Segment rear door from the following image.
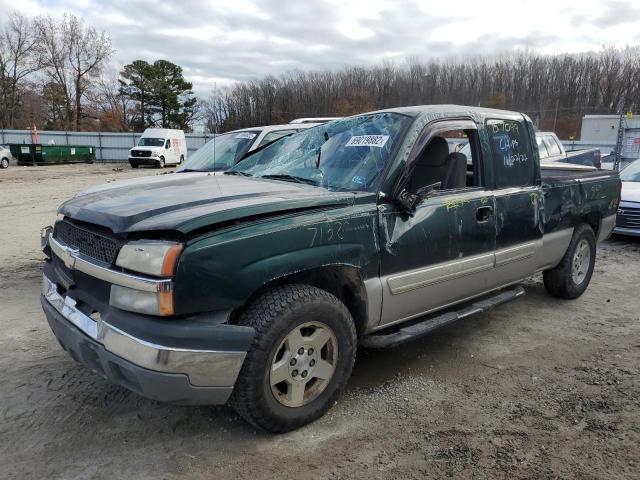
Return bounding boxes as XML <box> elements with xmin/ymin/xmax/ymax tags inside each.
<box><xmin>485</xmin><ymin>117</ymin><xmax>543</xmax><ymax>288</ymax></box>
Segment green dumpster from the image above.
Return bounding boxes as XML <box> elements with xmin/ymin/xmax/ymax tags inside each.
<box><xmin>9</xmin><ymin>144</ymin><xmax>95</xmax><ymax>165</ymax></box>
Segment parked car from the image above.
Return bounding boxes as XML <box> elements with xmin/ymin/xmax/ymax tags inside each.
<box><xmin>177</xmin><ymin>123</ymin><xmax>323</xmax><ymax>173</ymax></box>
<box><xmin>0</xmin><ymin>146</ymin><xmax>11</xmax><ymax>169</ymax></box>
<box><xmin>536</xmin><ymin>132</ymin><xmax>602</xmax><ymax>168</ymax></box>
<box><xmin>614</xmin><ymin>159</ymin><xmax>640</xmax><ymax>237</ymax></box>
<box><xmin>128</xmin><ymin>128</ymin><xmax>187</xmax><ymax>168</ymax></box>
<box><xmin>40</xmin><ymin>105</ymin><xmax>619</xmax><ymax>432</ymax></box>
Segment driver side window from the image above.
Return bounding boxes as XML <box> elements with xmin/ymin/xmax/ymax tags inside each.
<box><xmin>409</xmin><ymin>127</ymin><xmax>483</xmax><ymax>194</ymax></box>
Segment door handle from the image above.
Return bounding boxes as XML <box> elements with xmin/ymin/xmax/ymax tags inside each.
<box><xmin>476</xmin><ymin>206</ymin><xmax>493</xmax><ymax>223</ymax></box>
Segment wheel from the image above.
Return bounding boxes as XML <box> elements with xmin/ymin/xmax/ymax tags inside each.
<box><xmin>158</xmin><ymin>156</ymin><xmax>165</xmax><ymax>168</ymax></box>
<box><xmin>0</xmin><ymin>157</ymin><xmax>8</xmax><ymax>169</ymax></box>
<box><xmin>179</xmin><ymin>155</ymin><xmax>184</xmax><ymax>164</ymax></box>
<box><xmin>130</xmin><ymin>162</ymin><xmax>139</xmax><ymax>169</ymax></box>
<box><xmin>230</xmin><ymin>284</ymin><xmax>357</xmax><ymax>433</ymax></box>
<box><xmin>543</xmin><ymin>223</ymin><xmax>596</xmax><ymax>299</ymax></box>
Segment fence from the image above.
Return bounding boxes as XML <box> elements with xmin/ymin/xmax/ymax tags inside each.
<box><xmin>0</xmin><ymin>129</ymin><xmax>215</xmax><ymax>162</ymax></box>
<box><xmin>1</xmin><ymin>129</ymin><xmax>617</xmax><ymax>163</ymax></box>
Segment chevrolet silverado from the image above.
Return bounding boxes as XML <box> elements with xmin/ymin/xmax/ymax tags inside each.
<box><xmin>40</xmin><ymin>105</ymin><xmax>620</xmax><ymax>432</ymax></box>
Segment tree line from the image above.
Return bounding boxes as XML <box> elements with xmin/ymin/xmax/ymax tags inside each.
<box><xmin>204</xmin><ymin>47</ymin><xmax>640</xmax><ymax>139</ymax></box>
<box><xmin>3</xmin><ymin>9</ymin><xmax>640</xmax><ymax>138</ymax></box>
<box><xmin>0</xmin><ymin>12</ymin><xmax>196</xmax><ymax>132</ymax></box>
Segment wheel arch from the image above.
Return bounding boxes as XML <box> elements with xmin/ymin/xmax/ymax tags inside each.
<box><xmin>230</xmin><ymin>265</ymin><xmax>370</xmax><ymax>337</ymax></box>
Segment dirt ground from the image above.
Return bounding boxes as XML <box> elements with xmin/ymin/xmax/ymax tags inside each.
<box><xmin>0</xmin><ymin>164</ymin><xmax>638</xmax><ymax>480</ymax></box>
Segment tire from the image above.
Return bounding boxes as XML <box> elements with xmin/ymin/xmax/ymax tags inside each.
<box><xmin>179</xmin><ymin>155</ymin><xmax>184</xmax><ymax>164</ymax></box>
<box><xmin>230</xmin><ymin>284</ymin><xmax>357</xmax><ymax>433</ymax></box>
<box><xmin>0</xmin><ymin>157</ymin><xmax>8</xmax><ymax>169</ymax></box>
<box><xmin>543</xmin><ymin>223</ymin><xmax>596</xmax><ymax>299</ymax></box>
<box><xmin>130</xmin><ymin>162</ymin><xmax>139</xmax><ymax>169</ymax></box>
<box><xmin>158</xmin><ymin>156</ymin><xmax>165</xmax><ymax>168</ymax></box>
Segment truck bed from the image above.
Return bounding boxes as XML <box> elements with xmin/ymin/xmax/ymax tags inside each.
<box><xmin>541</xmin><ymin>164</ymin><xmax>619</xmax><ymax>234</ymax></box>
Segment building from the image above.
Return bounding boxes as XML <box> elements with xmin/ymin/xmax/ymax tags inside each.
<box><xmin>581</xmin><ymin>114</ymin><xmax>640</xmax><ymax>159</ymax></box>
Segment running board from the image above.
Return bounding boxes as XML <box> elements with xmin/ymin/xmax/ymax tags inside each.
<box><xmin>360</xmin><ymin>286</ymin><xmax>525</xmax><ymax>349</ymax></box>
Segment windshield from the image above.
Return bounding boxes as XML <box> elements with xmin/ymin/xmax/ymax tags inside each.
<box><xmin>138</xmin><ymin>137</ymin><xmax>165</xmax><ymax>147</ymax></box>
<box><xmin>178</xmin><ymin>131</ymin><xmax>259</xmax><ymax>172</ymax></box>
<box><xmin>620</xmin><ymin>160</ymin><xmax>640</xmax><ymax>182</ymax></box>
<box><xmin>228</xmin><ymin>113</ymin><xmax>412</xmax><ymax>192</ymax></box>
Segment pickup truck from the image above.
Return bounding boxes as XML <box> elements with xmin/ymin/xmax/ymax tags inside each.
<box><xmin>40</xmin><ymin>105</ymin><xmax>620</xmax><ymax>433</ymax></box>
<box><xmin>536</xmin><ymin>131</ymin><xmax>602</xmax><ymax>168</ymax></box>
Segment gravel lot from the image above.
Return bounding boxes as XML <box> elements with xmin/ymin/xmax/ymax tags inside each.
<box><xmin>1</xmin><ymin>164</ymin><xmax>638</xmax><ymax>479</ymax></box>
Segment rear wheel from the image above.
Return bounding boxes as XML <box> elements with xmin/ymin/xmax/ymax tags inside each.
<box><xmin>0</xmin><ymin>157</ymin><xmax>9</xmax><ymax>169</ymax></box>
<box><xmin>543</xmin><ymin>223</ymin><xmax>596</xmax><ymax>299</ymax></box>
<box><xmin>179</xmin><ymin>155</ymin><xmax>184</xmax><ymax>164</ymax></box>
<box><xmin>230</xmin><ymin>284</ymin><xmax>357</xmax><ymax>433</ymax></box>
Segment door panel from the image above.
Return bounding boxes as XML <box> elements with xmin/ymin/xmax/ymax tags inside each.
<box><xmin>378</xmin><ymin>190</ymin><xmax>496</xmax><ymax>326</ymax></box>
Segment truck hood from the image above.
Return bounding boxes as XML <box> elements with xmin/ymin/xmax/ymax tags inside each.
<box><xmin>621</xmin><ymin>181</ymin><xmax>640</xmax><ymax>203</ymax></box>
<box><xmin>59</xmin><ymin>173</ymin><xmax>355</xmax><ymax>234</ymax></box>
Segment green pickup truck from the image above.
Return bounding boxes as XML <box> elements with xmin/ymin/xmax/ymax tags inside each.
<box><xmin>40</xmin><ymin>106</ymin><xmax>620</xmax><ymax>432</ymax></box>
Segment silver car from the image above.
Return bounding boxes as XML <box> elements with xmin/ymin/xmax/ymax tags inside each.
<box><xmin>0</xmin><ymin>146</ymin><xmax>11</xmax><ymax>169</ymax></box>
<box><xmin>614</xmin><ymin>159</ymin><xmax>640</xmax><ymax>236</ymax></box>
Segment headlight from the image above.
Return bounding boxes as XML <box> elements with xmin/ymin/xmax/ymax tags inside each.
<box><xmin>116</xmin><ymin>241</ymin><xmax>183</xmax><ymax>277</ymax></box>
<box><xmin>110</xmin><ymin>285</ymin><xmax>174</xmax><ymax>316</ymax></box>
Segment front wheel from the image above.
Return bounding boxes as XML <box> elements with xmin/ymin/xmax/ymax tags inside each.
<box><xmin>230</xmin><ymin>284</ymin><xmax>357</xmax><ymax>433</ymax></box>
<box><xmin>0</xmin><ymin>157</ymin><xmax>9</xmax><ymax>169</ymax></box>
<box><xmin>543</xmin><ymin>224</ymin><xmax>596</xmax><ymax>299</ymax></box>
<box><xmin>158</xmin><ymin>156</ymin><xmax>165</xmax><ymax>168</ymax></box>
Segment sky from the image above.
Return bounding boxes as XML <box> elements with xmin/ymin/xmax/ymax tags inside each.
<box><xmin>4</xmin><ymin>0</ymin><xmax>640</xmax><ymax>95</ymax></box>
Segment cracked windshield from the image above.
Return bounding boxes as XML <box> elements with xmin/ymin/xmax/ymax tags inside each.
<box><xmin>228</xmin><ymin>112</ymin><xmax>411</xmax><ymax>191</ymax></box>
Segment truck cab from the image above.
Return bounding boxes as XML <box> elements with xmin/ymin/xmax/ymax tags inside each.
<box><xmin>129</xmin><ymin>128</ymin><xmax>187</xmax><ymax>168</ymax></box>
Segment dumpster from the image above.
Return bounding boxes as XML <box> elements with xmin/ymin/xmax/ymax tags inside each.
<box><xmin>8</xmin><ymin>144</ymin><xmax>95</xmax><ymax>165</ymax></box>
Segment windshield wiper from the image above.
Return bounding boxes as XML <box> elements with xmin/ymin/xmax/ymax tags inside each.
<box><xmin>177</xmin><ymin>168</ymin><xmax>210</xmax><ymax>173</ymax></box>
<box><xmin>261</xmin><ymin>174</ymin><xmax>318</xmax><ymax>185</ymax></box>
<box><xmin>224</xmin><ymin>171</ymin><xmax>253</xmax><ymax>177</ymax></box>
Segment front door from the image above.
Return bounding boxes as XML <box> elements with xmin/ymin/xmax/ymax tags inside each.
<box><xmin>377</xmin><ymin>120</ymin><xmax>497</xmax><ymax>327</ymax></box>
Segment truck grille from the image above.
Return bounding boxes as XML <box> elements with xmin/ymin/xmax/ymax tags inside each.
<box><xmin>53</xmin><ymin>220</ymin><xmax>121</xmax><ymax>265</ymax></box>
<box><xmin>131</xmin><ymin>150</ymin><xmax>151</xmax><ymax>158</ymax></box>
<box><xmin>617</xmin><ymin>205</ymin><xmax>640</xmax><ymax>230</ymax></box>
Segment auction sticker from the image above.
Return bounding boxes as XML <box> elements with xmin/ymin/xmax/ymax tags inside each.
<box><xmin>345</xmin><ymin>135</ymin><xmax>389</xmax><ymax>148</ymax></box>
<box><xmin>235</xmin><ymin>132</ymin><xmax>257</xmax><ymax>139</ymax></box>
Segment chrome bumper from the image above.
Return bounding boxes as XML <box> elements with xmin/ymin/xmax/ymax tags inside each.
<box><xmin>42</xmin><ymin>274</ymin><xmax>245</xmax><ymax>388</ymax></box>
<box><xmin>613</xmin><ymin>226</ymin><xmax>640</xmax><ymax>237</ymax></box>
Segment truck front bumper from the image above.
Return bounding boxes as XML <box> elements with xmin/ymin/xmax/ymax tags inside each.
<box><xmin>41</xmin><ymin>274</ymin><xmax>252</xmax><ymax>405</ymax></box>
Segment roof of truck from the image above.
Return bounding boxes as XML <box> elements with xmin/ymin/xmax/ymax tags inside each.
<box><xmin>365</xmin><ymin>104</ymin><xmax>526</xmax><ymax>119</ymax></box>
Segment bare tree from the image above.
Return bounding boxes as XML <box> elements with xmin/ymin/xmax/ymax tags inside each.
<box><xmin>0</xmin><ymin>12</ymin><xmax>40</xmax><ymax>129</ymax></box>
<box><xmin>34</xmin><ymin>14</ymin><xmax>113</xmax><ymax>131</ymax></box>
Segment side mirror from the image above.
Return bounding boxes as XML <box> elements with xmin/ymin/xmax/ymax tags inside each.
<box><xmin>395</xmin><ymin>182</ymin><xmax>441</xmax><ymax>216</ymax></box>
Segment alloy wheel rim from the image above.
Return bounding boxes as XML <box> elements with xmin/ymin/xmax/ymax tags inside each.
<box><xmin>572</xmin><ymin>239</ymin><xmax>591</xmax><ymax>285</ymax></box>
<box><xmin>269</xmin><ymin>321</ymin><xmax>338</xmax><ymax>407</ymax></box>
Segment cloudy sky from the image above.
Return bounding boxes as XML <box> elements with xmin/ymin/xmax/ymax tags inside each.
<box><xmin>4</xmin><ymin>0</ymin><xmax>640</xmax><ymax>94</ymax></box>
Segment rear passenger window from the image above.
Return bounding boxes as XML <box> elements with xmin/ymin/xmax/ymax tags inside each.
<box><xmin>536</xmin><ymin>136</ymin><xmax>549</xmax><ymax>159</ymax></box>
<box><xmin>486</xmin><ymin>119</ymin><xmax>535</xmax><ymax>188</ymax></box>
<box><xmin>543</xmin><ymin>135</ymin><xmax>562</xmax><ymax>156</ymax></box>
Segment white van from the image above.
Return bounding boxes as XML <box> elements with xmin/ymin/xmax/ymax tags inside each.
<box><xmin>128</xmin><ymin>128</ymin><xmax>187</xmax><ymax>168</ymax></box>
